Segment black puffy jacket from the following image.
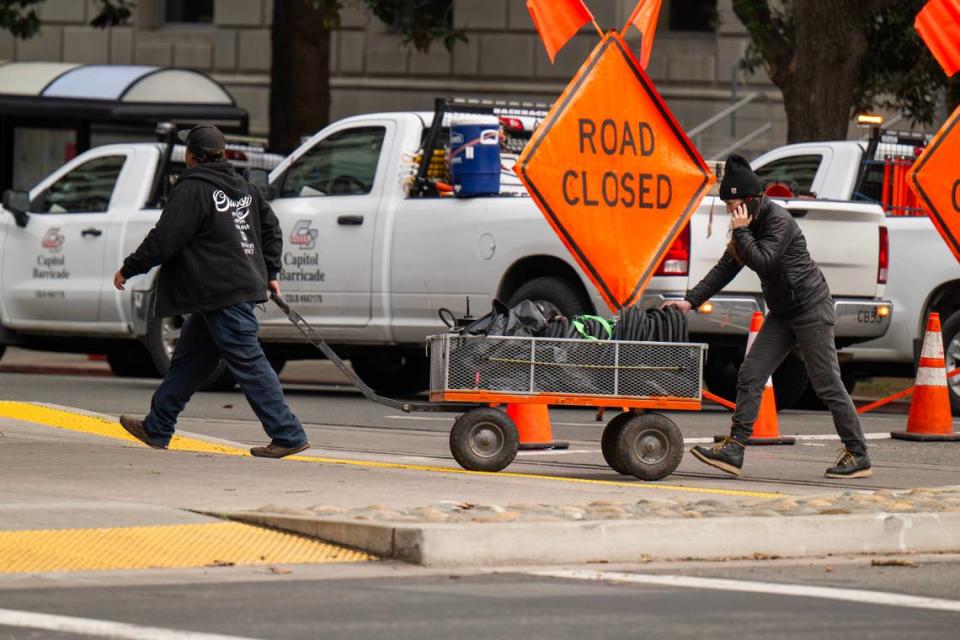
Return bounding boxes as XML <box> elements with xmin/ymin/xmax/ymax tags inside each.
<box><xmin>684</xmin><ymin>198</ymin><xmax>830</xmax><ymax>317</ymax></box>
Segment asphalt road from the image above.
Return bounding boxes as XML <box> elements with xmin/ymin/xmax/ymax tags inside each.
<box><xmin>2</xmin><ymin>367</ymin><xmax>960</xmax><ymax>639</ymax></box>
<box><xmin>0</xmin><ymin>558</ymin><xmax>958</xmax><ymax>639</ymax></box>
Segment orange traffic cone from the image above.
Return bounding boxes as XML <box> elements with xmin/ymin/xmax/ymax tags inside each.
<box><xmin>714</xmin><ymin>311</ymin><xmax>796</xmax><ymax>445</ymax></box>
<box><xmin>506</xmin><ymin>403</ymin><xmax>569</xmax><ymax>451</ymax></box>
<box><xmin>892</xmin><ymin>313</ymin><xmax>960</xmax><ymax>441</ymax></box>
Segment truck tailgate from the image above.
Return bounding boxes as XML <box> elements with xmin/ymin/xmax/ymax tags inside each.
<box><xmin>688</xmin><ymin>198</ymin><xmax>884</xmax><ymax>298</ymax></box>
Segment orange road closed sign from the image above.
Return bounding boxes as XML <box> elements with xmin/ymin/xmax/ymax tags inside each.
<box><xmin>516</xmin><ymin>32</ymin><xmax>714</xmax><ymax>312</ymax></box>
<box><xmin>908</xmin><ymin>104</ymin><xmax>960</xmax><ymax>263</ymax></box>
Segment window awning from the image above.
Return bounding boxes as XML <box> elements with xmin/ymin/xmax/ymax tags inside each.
<box><xmin>0</xmin><ymin>62</ymin><xmax>247</xmax><ymax>130</ymax></box>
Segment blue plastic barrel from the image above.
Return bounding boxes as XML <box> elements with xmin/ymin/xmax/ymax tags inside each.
<box><xmin>450</xmin><ymin>116</ymin><xmax>501</xmax><ymax>197</ymax></box>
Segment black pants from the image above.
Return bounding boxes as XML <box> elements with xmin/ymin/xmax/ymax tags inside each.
<box><xmin>731</xmin><ymin>297</ymin><xmax>868</xmax><ymax>456</ymax></box>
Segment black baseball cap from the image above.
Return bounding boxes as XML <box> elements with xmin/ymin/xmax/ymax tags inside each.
<box><xmin>177</xmin><ymin>123</ymin><xmax>226</xmax><ymax>153</ymax></box>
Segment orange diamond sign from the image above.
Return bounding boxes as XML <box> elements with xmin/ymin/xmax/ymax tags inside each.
<box><xmin>516</xmin><ymin>32</ymin><xmax>714</xmax><ymax>311</ymax></box>
<box><xmin>909</xmin><ymin>103</ymin><xmax>960</xmax><ymax>263</ymax></box>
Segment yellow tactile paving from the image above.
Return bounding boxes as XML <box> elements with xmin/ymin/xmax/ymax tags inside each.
<box><xmin>0</xmin><ymin>401</ymin><xmax>248</xmax><ymax>456</ymax></box>
<box><xmin>0</xmin><ymin>522</ymin><xmax>374</xmax><ymax>573</ymax></box>
<box><xmin>0</xmin><ymin>401</ymin><xmax>781</xmax><ymax>498</ymax></box>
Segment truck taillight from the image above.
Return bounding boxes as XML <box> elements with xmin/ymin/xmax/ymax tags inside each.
<box><xmin>878</xmin><ymin>226</ymin><xmax>889</xmax><ymax>284</ymax></box>
<box><xmin>655</xmin><ymin>223</ymin><xmax>690</xmax><ymax>276</ymax></box>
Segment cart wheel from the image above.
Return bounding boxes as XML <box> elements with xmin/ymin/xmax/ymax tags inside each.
<box><xmin>601</xmin><ymin>412</ymin><xmax>634</xmax><ymax>475</ymax></box>
<box><xmin>615</xmin><ymin>413</ymin><xmax>684</xmax><ymax>481</ymax></box>
<box><xmin>449</xmin><ymin>408</ymin><xmax>519</xmax><ymax>472</ymax></box>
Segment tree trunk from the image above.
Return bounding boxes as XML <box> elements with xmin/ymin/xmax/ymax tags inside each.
<box><xmin>779</xmin><ymin>0</ymin><xmax>870</xmax><ymax>142</ymax></box>
<box><xmin>269</xmin><ymin>0</ymin><xmax>330</xmax><ymax>152</ymax></box>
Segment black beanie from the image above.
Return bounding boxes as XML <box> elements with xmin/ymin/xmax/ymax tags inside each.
<box><xmin>719</xmin><ymin>153</ymin><xmax>762</xmax><ymax>201</ymax></box>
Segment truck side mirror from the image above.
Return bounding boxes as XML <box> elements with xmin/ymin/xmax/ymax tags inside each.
<box><xmin>2</xmin><ymin>189</ymin><xmax>30</xmax><ymax>227</ymax></box>
<box><xmin>244</xmin><ymin>168</ymin><xmax>274</xmax><ymax>200</ymax></box>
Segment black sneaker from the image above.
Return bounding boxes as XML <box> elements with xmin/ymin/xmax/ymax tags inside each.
<box><xmin>690</xmin><ymin>437</ymin><xmax>745</xmax><ymax>477</ymax></box>
<box><xmin>825</xmin><ymin>448</ymin><xmax>872</xmax><ymax>479</ymax></box>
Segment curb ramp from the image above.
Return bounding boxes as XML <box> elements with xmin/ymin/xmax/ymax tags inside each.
<box><xmin>223</xmin><ymin>509</ymin><xmax>960</xmax><ymax>568</ymax></box>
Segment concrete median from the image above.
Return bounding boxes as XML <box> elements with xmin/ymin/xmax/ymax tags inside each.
<box><xmin>221</xmin><ymin>495</ymin><xmax>960</xmax><ymax>567</ymax></box>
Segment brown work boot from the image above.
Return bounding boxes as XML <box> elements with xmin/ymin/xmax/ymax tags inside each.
<box><xmin>250</xmin><ymin>441</ymin><xmax>311</xmax><ymax>459</ymax></box>
<box><xmin>119</xmin><ymin>415</ymin><xmax>167</xmax><ymax>449</ymax></box>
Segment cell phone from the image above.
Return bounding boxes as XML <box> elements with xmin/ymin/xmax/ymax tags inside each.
<box><xmin>744</xmin><ymin>196</ymin><xmax>760</xmax><ymax>218</ymax></box>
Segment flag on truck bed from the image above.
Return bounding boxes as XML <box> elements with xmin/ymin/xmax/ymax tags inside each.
<box><xmin>916</xmin><ymin>0</ymin><xmax>960</xmax><ymax>76</ymax></box>
<box><xmin>527</xmin><ymin>0</ymin><xmax>594</xmax><ymax>63</ymax></box>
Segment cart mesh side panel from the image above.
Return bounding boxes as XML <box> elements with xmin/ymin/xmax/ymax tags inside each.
<box><xmin>428</xmin><ymin>335</ymin><xmax>705</xmax><ymax>400</ymax></box>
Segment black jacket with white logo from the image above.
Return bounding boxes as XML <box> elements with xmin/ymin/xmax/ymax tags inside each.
<box><xmin>684</xmin><ymin>198</ymin><xmax>830</xmax><ymax>318</ymax></box>
<box><xmin>121</xmin><ymin>162</ymin><xmax>283</xmax><ymax>317</ymax></box>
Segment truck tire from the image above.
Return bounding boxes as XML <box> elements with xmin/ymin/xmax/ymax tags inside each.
<box><xmin>704</xmin><ymin>349</ymin><xmax>808</xmax><ymax>411</ymax></box>
<box><xmin>940</xmin><ymin>311</ymin><xmax>960</xmax><ymax>415</ymax></box>
<box><xmin>350</xmin><ymin>349</ymin><xmax>430</xmax><ymax>395</ymax></box>
<box><xmin>507</xmin><ymin>276</ymin><xmax>592</xmax><ymax>320</ymax></box>
<box><xmin>107</xmin><ymin>343</ymin><xmax>162</xmax><ymax>378</ymax></box>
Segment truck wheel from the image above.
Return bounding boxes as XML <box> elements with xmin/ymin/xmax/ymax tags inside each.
<box><xmin>507</xmin><ymin>276</ymin><xmax>592</xmax><ymax>320</ymax></box>
<box><xmin>614</xmin><ymin>413</ymin><xmax>684</xmax><ymax>481</ymax></box>
<box><xmin>449</xmin><ymin>407</ymin><xmax>519</xmax><ymax>472</ymax></box>
<box><xmin>601</xmin><ymin>411</ymin><xmax>634</xmax><ymax>475</ymax></box>
<box><xmin>350</xmin><ymin>349</ymin><xmax>429</xmax><ymax>395</ymax></box>
<box><xmin>107</xmin><ymin>343</ymin><xmax>162</xmax><ymax>378</ymax></box>
<box><xmin>940</xmin><ymin>311</ymin><xmax>960</xmax><ymax>415</ymax></box>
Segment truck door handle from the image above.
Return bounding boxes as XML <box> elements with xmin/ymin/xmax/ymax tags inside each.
<box><xmin>337</xmin><ymin>215</ymin><xmax>364</xmax><ymax>226</ymax></box>
<box><xmin>787</xmin><ymin>209</ymin><xmax>808</xmax><ymax>218</ymax></box>
<box><xmin>81</xmin><ymin>228</ymin><xmax>103</xmax><ymax>237</ymax></box>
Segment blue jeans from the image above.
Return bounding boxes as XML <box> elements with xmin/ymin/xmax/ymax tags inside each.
<box><xmin>143</xmin><ymin>302</ymin><xmax>307</xmax><ymax>448</ymax></box>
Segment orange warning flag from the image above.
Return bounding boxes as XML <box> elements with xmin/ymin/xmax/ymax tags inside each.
<box><xmin>916</xmin><ymin>0</ymin><xmax>960</xmax><ymax>77</ymax></box>
<box><xmin>527</xmin><ymin>0</ymin><xmax>594</xmax><ymax>63</ymax></box>
<box><xmin>624</xmin><ymin>0</ymin><xmax>662</xmax><ymax>68</ymax></box>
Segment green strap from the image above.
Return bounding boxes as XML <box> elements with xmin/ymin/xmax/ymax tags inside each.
<box><xmin>572</xmin><ymin>315</ymin><xmax>613</xmax><ymax>340</ymax></box>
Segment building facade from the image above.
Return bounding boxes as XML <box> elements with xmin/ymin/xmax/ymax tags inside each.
<box><xmin>0</xmin><ymin>0</ymin><xmax>785</xmax><ymax>160</ymax></box>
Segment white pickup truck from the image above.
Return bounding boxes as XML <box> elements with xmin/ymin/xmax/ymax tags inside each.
<box><xmin>0</xmin><ymin>101</ymin><xmax>892</xmax><ymax>404</ymax></box>
<box><xmin>746</xmin><ymin>129</ymin><xmax>960</xmax><ymax>411</ymax></box>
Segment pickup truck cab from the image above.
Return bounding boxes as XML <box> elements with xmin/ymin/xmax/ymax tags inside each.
<box><xmin>0</xmin><ymin>100</ymin><xmax>892</xmax><ymax>405</ymax></box>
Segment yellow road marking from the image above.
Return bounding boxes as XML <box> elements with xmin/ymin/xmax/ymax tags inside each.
<box><xmin>0</xmin><ymin>522</ymin><xmax>373</xmax><ymax>573</ymax></box>
<box><xmin>0</xmin><ymin>401</ymin><xmax>781</xmax><ymax>498</ymax></box>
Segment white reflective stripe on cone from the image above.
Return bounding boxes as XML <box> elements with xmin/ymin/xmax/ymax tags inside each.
<box><xmin>916</xmin><ymin>367</ymin><xmax>948</xmax><ymax>387</ymax></box>
<box><xmin>921</xmin><ymin>331</ymin><xmax>945</xmax><ymax>359</ymax></box>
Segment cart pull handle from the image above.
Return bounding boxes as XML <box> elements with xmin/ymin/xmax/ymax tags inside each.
<box><xmin>269</xmin><ymin>292</ymin><xmax>470</xmax><ymax>414</ymax></box>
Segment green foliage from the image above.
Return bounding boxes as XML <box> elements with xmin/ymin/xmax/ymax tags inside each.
<box><xmin>735</xmin><ymin>0</ymin><xmax>948</xmax><ymax>126</ymax></box>
<box><xmin>89</xmin><ymin>0</ymin><xmax>135</xmax><ymax>29</ymax></box>
<box><xmin>311</xmin><ymin>0</ymin><xmax>464</xmax><ymax>51</ymax></box>
<box><xmin>362</xmin><ymin>0</ymin><xmax>464</xmax><ymax>51</ymax></box>
<box><xmin>855</xmin><ymin>0</ymin><xmax>944</xmax><ymax>125</ymax></box>
<box><xmin>734</xmin><ymin>0</ymin><xmax>794</xmax><ymax>78</ymax></box>
<box><xmin>0</xmin><ymin>0</ymin><xmax>131</xmax><ymax>38</ymax></box>
<box><xmin>0</xmin><ymin>0</ymin><xmax>42</xmax><ymax>39</ymax></box>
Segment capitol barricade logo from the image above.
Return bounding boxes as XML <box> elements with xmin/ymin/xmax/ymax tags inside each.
<box><xmin>41</xmin><ymin>227</ymin><xmax>64</xmax><ymax>253</ymax></box>
<box><xmin>290</xmin><ymin>220</ymin><xmax>319</xmax><ymax>250</ymax></box>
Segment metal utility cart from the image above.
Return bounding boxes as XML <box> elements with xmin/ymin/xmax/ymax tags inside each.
<box><xmin>274</xmin><ymin>293</ymin><xmax>707</xmax><ymax>481</ymax></box>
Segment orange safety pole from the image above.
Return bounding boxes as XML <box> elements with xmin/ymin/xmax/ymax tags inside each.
<box><xmin>704</xmin><ymin>390</ymin><xmax>736</xmax><ymax>411</ymax></box>
<box><xmin>858</xmin><ymin>367</ymin><xmax>960</xmax><ymax>415</ymax></box>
